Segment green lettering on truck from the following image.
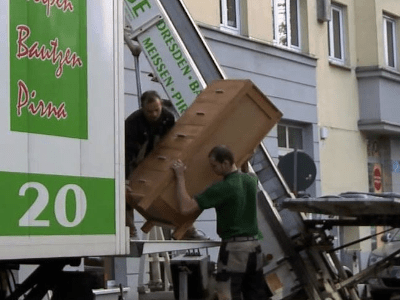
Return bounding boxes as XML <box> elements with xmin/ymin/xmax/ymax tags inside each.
<box><xmin>127</xmin><ymin>0</ymin><xmax>151</xmax><ymax>18</ymax></box>
<box><xmin>9</xmin><ymin>0</ymin><xmax>88</xmax><ymax>139</ymax></box>
<box><xmin>142</xmin><ymin>37</ymin><xmax>174</xmax><ymax>87</ymax></box>
<box><xmin>156</xmin><ymin>20</ymin><xmax>194</xmax><ymax>77</ymax></box>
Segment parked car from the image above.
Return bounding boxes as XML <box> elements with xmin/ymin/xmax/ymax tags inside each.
<box><xmin>367</xmin><ymin>229</ymin><xmax>400</xmax><ymax>300</ymax></box>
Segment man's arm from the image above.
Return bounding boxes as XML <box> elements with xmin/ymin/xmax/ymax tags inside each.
<box><xmin>125</xmin><ymin>112</ymin><xmax>147</xmax><ymax>178</ymax></box>
<box><xmin>172</xmin><ymin>160</ymin><xmax>201</xmax><ymax>215</ymax></box>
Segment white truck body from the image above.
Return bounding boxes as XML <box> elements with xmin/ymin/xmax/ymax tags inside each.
<box><xmin>0</xmin><ymin>0</ymin><xmax>127</xmax><ymax>259</ymax></box>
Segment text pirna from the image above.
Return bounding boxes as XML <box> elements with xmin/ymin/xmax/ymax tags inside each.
<box><xmin>17</xmin><ymin>80</ymin><xmax>68</xmax><ymax>120</ymax></box>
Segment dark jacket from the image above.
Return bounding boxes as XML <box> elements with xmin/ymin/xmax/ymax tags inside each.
<box><xmin>125</xmin><ymin>107</ymin><xmax>175</xmax><ymax>179</ymax></box>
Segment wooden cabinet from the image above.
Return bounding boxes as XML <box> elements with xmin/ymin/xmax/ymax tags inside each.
<box><xmin>127</xmin><ymin>79</ymin><xmax>282</xmax><ymax>239</ymax></box>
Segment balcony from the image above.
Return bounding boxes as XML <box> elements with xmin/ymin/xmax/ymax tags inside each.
<box><xmin>356</xmin><ymin>66</ymin><xmax>400</xmax><ymax>135</ymax></box>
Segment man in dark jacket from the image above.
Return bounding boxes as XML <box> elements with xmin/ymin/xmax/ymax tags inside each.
<box><xmin>125</xmin><ymin>90</ymin><xmax>208</xmax><ymax>240</ymax></box>
<box><xmin>125</xmin><ymin>91</ymin><xmax>175</xmax><ymax>178</ymax></box>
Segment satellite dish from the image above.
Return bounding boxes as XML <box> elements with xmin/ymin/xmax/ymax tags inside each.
<box><xmin>277</xmin><ymin>150</ymin><xmax>316</xmax><ymax>193</ymax></box>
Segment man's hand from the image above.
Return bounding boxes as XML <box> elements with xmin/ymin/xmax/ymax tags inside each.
<box><xmin>172</xmin><ymin>159</ymin><xmax>186</xmax><ymax>178</ymax></box>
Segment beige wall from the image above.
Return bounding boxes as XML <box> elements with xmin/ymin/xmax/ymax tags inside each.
<box><xmin>317</xmin><ymin>67</ymin><xmax>359</xmax><ymax>130</ymax></box>
<box><xmin>183</xmin><ymin>0</ymin><xmax>400</xmax><ymax>70</ymax></box>
<box><xmin>316</xmin><ymin>0</ymin><xmax>369</xmax><ymax>195</ymax></box>
<box><xmin>375</xmin><ymin>0</ymin><xmax>400</xmax><ymax>68</ymax></box>
<box><xmin>246</xmin><ymin>0</ymin><xmax>272</xmax><ymax>41</ymax></box>
<box><xmin>354</xmin><ymin>0</ymin><xmax>379</xmax><ymax>67</ymax></box>
<box><xmin>355</xmin><ymin>0</ymin><xmax>400</xmax><ymax>68</ymax></box>
<box><xmin>184</xmin><ymin>0</ymin><xmax>273</xmax><ymax>41</ymax></box>
<box><xmin>319</xmin><ymin>129</ymin><xmax>368</xmax><ymax>194</ymax></box>
<box><xmin>183</xmin><ymin>0</ymin><xmax>220</xmax><ymax>27</ymax></box>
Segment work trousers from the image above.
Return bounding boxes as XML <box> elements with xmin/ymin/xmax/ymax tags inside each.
<box><xmin>216</xmin><ymin>240</ymin><xmax>271</xmax><ymax>300</ymax></box>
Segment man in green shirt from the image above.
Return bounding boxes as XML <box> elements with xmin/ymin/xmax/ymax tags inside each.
<box><xmin>172</xmin><ymin>145</ymin><xmax>270</xmax><ymax>300</ymax></box>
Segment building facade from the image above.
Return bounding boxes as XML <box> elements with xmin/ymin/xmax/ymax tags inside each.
<box><xmin>181</xmin><ymin>0</ymin><xmax>400</xmax><ymax>265</ymax></box>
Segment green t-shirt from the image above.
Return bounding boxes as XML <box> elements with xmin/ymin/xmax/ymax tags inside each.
<box><xmin>195</xmin><ymin>171</ymin><xmax>261</xmax><ymax>240</ymax></box>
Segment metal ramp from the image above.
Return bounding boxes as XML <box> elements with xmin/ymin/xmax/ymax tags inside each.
<box><xmin>157</xmin><ymin>0</ymin><xmax>225</xmax><ymax>84</ymax></box>
<box><xmin>281</xmin><ymin>192</ymin><xmax>400</xmax><ymax>228</ymax></box>
<box><xmin>251</xmin><ymin>144</ymin><xmax>362</xmax><ymax>299</ymax></box>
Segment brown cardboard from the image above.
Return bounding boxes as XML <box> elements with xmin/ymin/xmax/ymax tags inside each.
<box><xmin>127</xmin><ymin>79</ymin><xmax>282</xmax><ymax>239</ymax></box>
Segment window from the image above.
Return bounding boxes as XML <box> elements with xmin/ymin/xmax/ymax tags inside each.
<box><xmin>278</xmin><ymin>124</ymin><xmax>303</xmax><ymax>157</ymax></box>
<box><xmin>328</xmin><ymin>4</ymin><xmax>345</xmax><ymax>63</ymax></box>
<box><xmin>383</xmin><ymin>15</ymin><xmax>397</xmax><ymax>69</ymax></box>
<box><xmin>272</xmin><ymin>0</ymin><xmax>300</xmax><ymax>49</ymax></box>
<box><xmin>220</xmin><ymin>0</ymin><xmax>240</xmax><ymax>34</ymax></box>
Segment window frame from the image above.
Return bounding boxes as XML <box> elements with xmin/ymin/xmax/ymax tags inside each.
<box><xmin>328</xmin><ymin>4</ymin><xmax>345</xmax><ymax>64</ymax></box>
<box><xmin>272</xmin><ymin>0</ymin><xmax>301</xmax><ymax>50</ymax></box>
<box><xmin>220</xmin><ymin>0</ymin><xmax>241</xmax><ymax>34</ymax></box>
<box><xmin>277</xmin><ymin>124</ymin><xmax>304</xmax><ymax>158</ymax></box>
<box><xmin>383</xmin><ymin>15</ymin><xmax>397</xmax><ymax>69</ymax></box>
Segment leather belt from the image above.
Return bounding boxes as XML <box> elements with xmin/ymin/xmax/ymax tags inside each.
<box><xmin>223</xmin><ymin>236</ymin><xmax>258</xmax><ymax>242</ymax></box>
